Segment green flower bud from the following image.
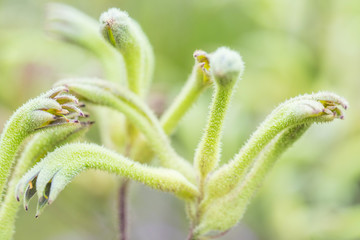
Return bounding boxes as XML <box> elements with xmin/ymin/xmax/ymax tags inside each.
<box><xmin>210</xmin><ymin>47</ymin><xmax>245</xmax><ymax>87</ymax></box>
<box><xmin>100</xmin><ymin>8</ymin><xmax>154</xmax><ymax>96</ymax></box>
<box><xmin>194</xmin><ymin>47</ymin><xmax>244</xmax><ymax>183</ymax></box>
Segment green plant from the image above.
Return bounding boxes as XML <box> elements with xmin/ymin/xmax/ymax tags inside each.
<box><xmin>0</xmin><ymin>4</ymin><xmax>348</xmax><ymax>240</ymax></box>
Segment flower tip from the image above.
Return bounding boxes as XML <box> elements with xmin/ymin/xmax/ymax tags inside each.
<box><xmin>99</xmin><ymin>8</ymin><xmax>130</xmax><ymax>42</ymax></box>
<box><xmin>193</xmin><ymin>50</ymin><xmax>210</xmax><ymax>67</ymax></box>
<box><xmin>48</xmin><ymin>86</ymin><xmax>69</xmax><ymax>99</ymax></box>
<box><xmin>100</xmin><ymin>8</ymin><xmax>129</xmax><ymax>25</ymax></box>
<box><xmin>193</xmin><ymin>50</ymin><xmax>208</xmax><ymax>59</ymax></box>
<box><xmin>210</xmin><ymin>47</ymin><xmax>244</xmax><ymax>86</ymax></box>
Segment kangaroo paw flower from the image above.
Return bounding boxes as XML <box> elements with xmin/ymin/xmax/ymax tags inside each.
<box><xmin>16</xmin><ymin>143</ymin><xmax>199</xmax><ymax>217</ymax></box>
<box><xmin>0</xmin><ymin>87</ymin><xmax>86</xmax><ymax>194</ymax></box>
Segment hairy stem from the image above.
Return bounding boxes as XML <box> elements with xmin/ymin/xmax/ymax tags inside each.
<box><xmin>0</xmin><ymin>129</ymin><xmax>26</xmax><ymax>198</ymax></box>
<box><xmin>161</xmin><ymin>53</ymin><xmax>211</xmax><ymax>135</ymax></box>
<box><xmin>194</xmin><ymin>85</ymin><xmax>234</xmax><ymax>190</ymax></box>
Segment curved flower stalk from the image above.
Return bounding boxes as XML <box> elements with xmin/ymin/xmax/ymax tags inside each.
<box><xmin>203</xmin><ymin>92</ymin><xmax>348</xmax><ymax>202</ymax></box>
<box><xmin>160</xmin><ymin>50</ymin><xmax>212</xmax><ymax>135</ymax></box>
<box><xmin>100</xmin><ymin>8</ymin><xmax>154</xmax><ymax>96</ymax></box>
<box><xmin>0</xmin><ymin>87</ymin><xmax>85</xmax><ymax>195</ymax></box>
<box><xmin>194</xmin><ymin>47</ymin><xmax>244</xmax><ymax>187</ymax></box>
<box><xmin>46</xmin><ymin>3</ymin><xmax>126</xmax><ymax>83</ymax></box>
<box><xmin>16</xmin><ymin>143</ymin><xmax>199</xmax><ymax>217</ymax></box>
<box><xmin>0</xmin><ymin>121</ymin><xmax>92</xmax><ymax>240</ymax></box>
<box><xmin>55</xmin><ymin>78</ymin><xmax>195</xmax><ymax>182</ymax></box>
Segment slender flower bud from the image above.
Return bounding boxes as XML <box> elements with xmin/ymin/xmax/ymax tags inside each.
<box><xmin>210</xmin><ymin>47</ymin><xmax>245</xmax><ymax>87</ymax></box>
<box><xmin>99</xmin><ymin>8</ymin><xmax>154</xmax><ymax>96</ymax></box>
<box><xmin>16</xmin><ymin>143</ymin><xmax>199</xmax><ymax>217</ymax></box>
<box><xmin>160</xmin><ymin>50</ymin><xmax>212</xmax><ymax>136</ymax></box>
<box><xmin>204</xmin><ymin>92</ymin><xmax>348</xmax><ymax>203</ymax></box>
<box><xmin>194</xmin><ymin>47</ymin><xmax>244</xmax><ymax>183</ymax></box>
<box><xmin>193</xmin><ymin>50</ymin><xmax>211</xmax><ymax>85</ymax></box>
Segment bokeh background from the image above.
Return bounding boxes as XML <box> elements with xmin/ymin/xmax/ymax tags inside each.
<box><xmin>1</xmin><ymin>0</ymin><xmax>360</xmax><ymax>239</ymax></box>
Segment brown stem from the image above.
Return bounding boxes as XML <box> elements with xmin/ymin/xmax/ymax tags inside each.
<box><xmin>186</xmin><ymin>226</ymin><xmax>195</xmax><ymax>240</ymax></box>
<box><xmin>117</xmin><ymin>127</ymin><xmax>134</xmax><ymax>240</ymax></box>
<box><xmin>118</xmin><ymin>179</ymin><xmax>130</xmax><ymax>240</ymax></box>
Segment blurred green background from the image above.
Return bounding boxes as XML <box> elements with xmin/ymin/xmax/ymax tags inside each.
<box><xmin>1</xmin><ymin>0</ymin><xmax>360</xmax><ymax>239</ymax></box>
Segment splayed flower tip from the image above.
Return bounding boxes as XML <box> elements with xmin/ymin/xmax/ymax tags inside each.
<box><xmin>34</xmin><ymin>88</ymin><xmax>89</xmax><ymax>130</ymax></box>
<box><xmin>193</xmin><ymin>50</ymin><xmax>211</xmax><ymax>84</ymax></box>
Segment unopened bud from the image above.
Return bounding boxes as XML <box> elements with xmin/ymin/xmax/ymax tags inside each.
<box><xmin>100</xmin><ymin>8</ymin><xmax>154</xmax><ymax>96</ymax></box>
<box><xmin>210</xmin><ymin>47</ymin><xmax>244</xmax><ymax>87</ymax></box>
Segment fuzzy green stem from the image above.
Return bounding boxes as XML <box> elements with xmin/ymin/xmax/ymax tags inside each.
<box><xmin>193</xmin><ymin>47</ymin><xmax>244</xmax><ymax>196</ymax></box>
<box><xmin>0</xmin><ymin>129</ymin><xmax>26</xmax><ymax>198</ymax></box>
<box><xmin>194</xmin><ymin>85</ymin><xmax>234</xmax><ymax>185</ymax></box>
<box><xmin>161</xmin><ymin>55</ymin><xmax>211</xmax><ymax>135</ymax></box>
<box><xmin>160</xmin><ymin>74</ymin><xmax>205</xmax><ymax>135</ymax></box>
